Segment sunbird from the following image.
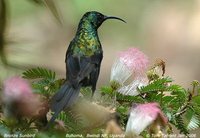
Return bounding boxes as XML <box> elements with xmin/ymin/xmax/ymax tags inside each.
<box><xmin>48</xmin><ymin>11</ymin><xmax>126</xmax><ymax>126</ymax></box>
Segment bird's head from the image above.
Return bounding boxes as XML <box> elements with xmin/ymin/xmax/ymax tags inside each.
<box><xmin>80</xmin><ymin>11</ymin><xmax>126</xmax><ymax>29</ymax></box>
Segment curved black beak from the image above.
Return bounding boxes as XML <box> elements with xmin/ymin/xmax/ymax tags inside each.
<box><xmin>104</xmin><ymin>16</ymin><xmax>126</xmax><ymax>23</ymax></box>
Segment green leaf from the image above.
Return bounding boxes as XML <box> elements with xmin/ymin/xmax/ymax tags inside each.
<box><xmin>192</xmin><ymin>96</ymin><xmax>200</xmax><ymax>106</ymax></box>
<box><xmin>22</xmin><ymin>67</ymin><xmax>56</xmax><ymax>80</ymax></box>
<box><xmin>80</xmin><ymin>87</ymin><xmax>92</xmax><ymax>99</ymax></box>
<box><xmin>57</xmin><ymin>111</ymin><xmax>84</xmax><ymax>132</ymax></box>
<box><xmin>174</xmin><ymin>116</ymin><xmax>189</xmax><ymax>135</ymax></box>
<box><xmin>117</xmin><ymin>105</ymin><xmax>128</xmax><ymax>114</ymax></box>
<box><xmin>184</xmin><ymin>107</ymin><xmax>200</xmax><ymax>130</ymax></box>
<box><xmin>32</xmin><ymin>78</ymin><xmax>62</xmax><ymax>97</ymax></box>
<box><xmin>167</xmin><ymin>84</ymin><xmax>185</xmax><ymax>93</ymax></box>
<box><xmin>187</xmin><ymin>115</ymin><xmax>200</xmax><ymax>130</ymax></box>
<box><xmin>162</xmin><ymin>96</ymin><xmax>174</xmax><ymax>104</ymax></box>
<box><xmin>100</xmin><ymin>86</ymin><xmax>113</xmax><ymax>95</ymax></box>
<box><xmin>116</xmin><ymin>93</ymin><xmax>145</xmax><ymax>103</ymax></box>
<box><xmin>138</xmin><ymin>77</ymin><xmax>173</xmax><ymax>93</ymax></box>
<box><xmin>167</xmin><ymin>85</ymin><xmax>187</xmax><ymax>109</ymax></box>
<box><xmin>23</xmin><ymin>68</ymin><xmax>62</xmax><ymax>97</ymax></box>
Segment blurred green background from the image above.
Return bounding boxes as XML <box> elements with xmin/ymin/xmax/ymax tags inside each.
<box><xmin>1</xmin><ymin>0</ymin><xmax>200</xmax><ymax>89</ymax></box>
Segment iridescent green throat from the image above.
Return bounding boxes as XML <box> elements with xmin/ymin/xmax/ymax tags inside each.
<box><xmin>71</xmin><ymin>20</ymin><xmax>102</xmax><ymax>57</ymax></box>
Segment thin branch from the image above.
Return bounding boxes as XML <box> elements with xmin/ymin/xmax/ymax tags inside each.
<box><xmin>175</xmin><ymin>93</ymin><xmax>192</xmax><ymax>117</ymax></box>
<box><xmin>160</xmin><ymin>91</ymin><xmax>164</xmax><ymax>106</ymax></box>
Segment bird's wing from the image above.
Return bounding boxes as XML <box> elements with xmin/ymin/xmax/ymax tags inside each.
<box><xmin>66</xmin><ymin>54</ymin><xmax>96</xmax><ymax>87</ymax></box>
<box><xmin>51</xmin><ymin>54</ymin><xmax>102</xmax><ymax>111</ymax></box>
<box><xmin>89</xmin><ymin>53</ymin><xmax>103</xmax><ymax>94</ymax></box>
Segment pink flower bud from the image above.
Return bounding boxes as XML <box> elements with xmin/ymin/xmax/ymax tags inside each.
<box><xmin>125</xmin><ymin>103</ymin><xmax>167</xmax><ymax>136</ymax></box>
<box><xmin>3</xmin><ymin>76</ymin><xmax>42</xmax><ymax>117</ymax></box>
<box><xmin>3</xmin><ymin>76</ymin><xmax>33</xmax><ymax>101</ymax></box>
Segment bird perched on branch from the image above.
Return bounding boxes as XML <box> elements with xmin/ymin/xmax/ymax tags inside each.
<box><xmin>48</xmin><ymin>11</ymin><xmax>126</xmax><ymax>126</ymax></box>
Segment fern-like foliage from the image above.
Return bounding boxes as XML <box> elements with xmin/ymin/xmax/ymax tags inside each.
<box><xmin>138</xmin><ymin>77</ymin><xmax>187</xmax><ymax>111</ymax></box>
<box><xmin>80</xmin><ymin>87</ymin><xmax>92</xmax><ymax>99</ymax></box>
<box><xmin>23</xmin><ymin>67</ymin><xmax>56</xmax><ymax>80</ymax></box>
<box><xmin>138</xmin><ymin>77</ymin><xmax>173</xmax><ymax>93</ymax></box>
<box><xmin>0</xmin><ymin>60</ymin><xmax>198</xmax><ymax>137</ymax></box>
<box><xmin>173</xmin><ymin>116</ymin><xmax>189</xmax><ymax>135</ymax></box>
<box><xmin>116</xmin><ymin>93</ymin><xmax>145</xmax><ymax>103</ymax></box>
<box><xmin>22</xmin><ymin>67</ymin><xmax>63</xmax><ymax>97</ymax></box>
<box><xmin>57</xmin><ymin>111</ymin><xmax>84</xmax><ymax>133</ymax></box>
<box><xmin>100</xmin><ymin>86</ymin><xmax>114</xmax><ymax>96</ymax></box>
<box><xmin>187</xmin><ymin>114</ymin><xmax>200</xmax><ymax>130</ymax></box>
<box><xmin>184</xmin><ymin>97</ymin><xmax>200</xmax><ymax>131</ymax></box>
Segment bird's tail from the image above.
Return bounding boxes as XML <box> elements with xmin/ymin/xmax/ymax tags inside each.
<box><xmin>46</xmin><ymin>81</ymin><xmax>80</xmax><ymax>128</ymax></box>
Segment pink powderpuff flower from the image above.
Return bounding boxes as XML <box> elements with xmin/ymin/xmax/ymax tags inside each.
<box><xmin>110</xmin><ymin>48</ymin><xmax>149</xmax><ymax>85</ymax></box>
<box><xmin>3</xmin><ymin>76</ymin><xmax>33</xmax><ymax>101</ymax></box>
<box><xmin>119</xmin><ymin>48</ymin><xmax>149</xmax><ymax>75</ymax></box>
<box><xmin>3</xmin><ymin>76</ymin><xmax>42</xmax><ymax>117</ymax></box>
<box><xmin>125</xmin><ymin>103</ymin><xmax>167</xmax><ymax>136</ymax></box>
